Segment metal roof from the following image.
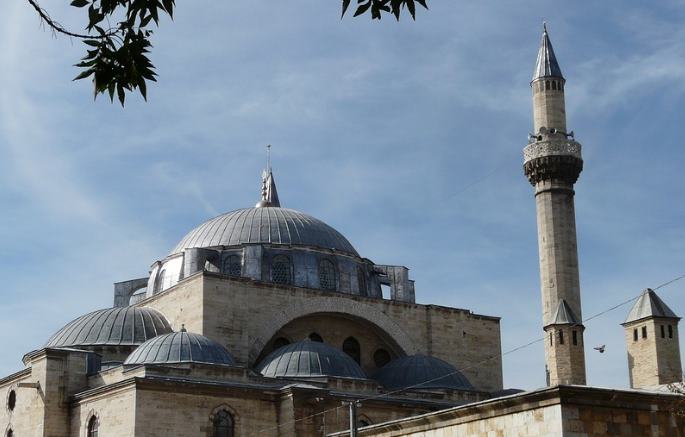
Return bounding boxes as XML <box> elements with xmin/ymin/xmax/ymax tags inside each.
<box><xmin>171</xmin><ymin>207</ymin><xmax>359</xmax><ymax>256</ymax></box>
<box><xmin>624</xmin><ymin>289</ymin><xmax>680</xmax><ymax>324</ymax></box>
<box><xmin>374</xmin><ymin>354</ymin><xmax>473</xmax><ymax>390</ymax></box>
<box><xmin>124</xmin><ymin>330</ymin><xmax>235</xmax><ymax>366</ymax></box>
<box><xmin>46</xmin><ymin>307</ymin><xmax>172</xmax><ymax>348</ymax></box>
<box><xmin>256</xmin><ymin>340</ymin><xmax>366</xmax><ymax>379</ymax></box>
<box><xmin>550</xmin><ymin>299</ymin><xmax>580</xmax><ymax>325</ymax></box>
<box><xmin>532</xmin><ymin>24</ymin><xmax>564</xmax><ymax>81</ymax></box>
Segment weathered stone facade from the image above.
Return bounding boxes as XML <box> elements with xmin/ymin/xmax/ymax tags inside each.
<box><xmin>625</xmin><ymin>318</ymin><xmax>682</xmax><ymax>389</ymax></box>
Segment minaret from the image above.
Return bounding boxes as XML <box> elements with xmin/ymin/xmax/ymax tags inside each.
<box><xmin>524</xmin><ymin>25</ymin><xmax>587</xmax><ymax>386</ymax></box>
<box><xmin>622</xmin><ymin>289</ymin><xmax>682</xmax><ymax>389</ymax></box>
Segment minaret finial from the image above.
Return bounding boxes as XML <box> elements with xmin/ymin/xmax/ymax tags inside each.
<box><xmin>255</xmin><ymin>144</ymin><xmax>281</xmax><ymax>208</ymax></box>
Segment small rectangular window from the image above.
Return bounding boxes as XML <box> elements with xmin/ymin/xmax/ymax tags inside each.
<box><xmin>558</xmin><ymin>330</ymin><xmax>564</xmax><ymax>345</ymax></box>
<box><xmin>669</xmin><ymin>325</ymin><xmax>674</xmax><ymax>339</ymax></box>
<box><xmin>550</xmin><ymin>332</ymin><xmax>553</xmax><ymax>346</ymax></box>
<box><xmin>642</xmin><ymin>326</ymin><xmax>647</xmax><ymax>339</ymax></box>
<box><xmin>661</xmin><ymin>325</ymin><xmax>666</xmax><ymax>338</ymax></box>
<box><xmin>633</xmin><ymin>329</ymin><xmax>638</xmax><ymax>342</ymax></box>
<box><xmin>572</xmin><ymin>330</ymin><xmax>578</xmax><ymax>346</ymax></box>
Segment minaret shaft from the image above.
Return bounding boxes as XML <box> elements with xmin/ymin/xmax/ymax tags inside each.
<box><xmin>525</xmin><ymin>25</ymin><xmax>587</xmax><ymax>386</ymax></box>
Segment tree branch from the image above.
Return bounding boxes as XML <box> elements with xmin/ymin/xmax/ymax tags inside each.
<box><xmin>26</xmin><ymin>0</ymin><xmax>113</xmax><ymax>39</ymax></box>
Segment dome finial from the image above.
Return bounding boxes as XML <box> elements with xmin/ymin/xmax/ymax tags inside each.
<box><xmin>256</xmin><ymin>144</ymin><xmax>281</xmax><ymax>208</ymax></box>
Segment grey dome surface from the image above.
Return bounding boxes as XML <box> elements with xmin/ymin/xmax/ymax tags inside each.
<box><xmin>256</xmin><ymin>341</ymin><xmax>366</xmax><ymax>379</ymax></box>
<box><xmin>374</xmin><ymin>355</ymin><xmax>473</xmax><ymax>390</ymax></box>
<box><xmin>171</xmin><ymin>207</ymin><xmax>359</xmax><ymax>256</ymax></box>
<box><xmin>46</xmin><ymin>307</ymin><xmax>172</xmax><ymax>348</ymax></box>
<box><xmin>124</xmin><ymin>331</ymin><xmax>235</xmax><ymax>366</ymax></box>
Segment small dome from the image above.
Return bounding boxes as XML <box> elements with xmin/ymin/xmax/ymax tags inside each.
<box><xmin>256</xmin><ymin>340</ymin><xmax>366</xmax><ymax>379</ymax></box>
<box><xmin>171</xmin><ymin>207</ymin><xmax>358</xmax><ymax>256</ymax></box>
<box><xmin>124</xmin><ymin>331</ymin><xmax>235</xmax><ymax>366</ymax></box>
<box><xmin>46</xmin><ymin>307</ymin><xmax>172</xmax><ymax>348</ymax></box>
<box><xmin>374</xmin><ymin>355</ymin><xmax>473</xmax><ymax>390</ymax></box>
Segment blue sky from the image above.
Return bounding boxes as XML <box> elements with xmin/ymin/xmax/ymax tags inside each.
<box><xmin>1</xmin><ymin>0</ymin><xmax>684</xmax><ymax>390</ymax></box>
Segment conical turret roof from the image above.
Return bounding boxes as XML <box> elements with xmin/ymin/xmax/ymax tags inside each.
<box><xmin>550</xmin><ymin>299</ymin><xmax>581</xmax><ymax>325</ymax></box>
<box><xmin>532</xmin><ymin>24</ymin><xmax>564</xmax><ymax>81</ymax></box>
<box><xmin>624</xmin><ymin>289</ymin><xmax>680</xmax><ymax>324</ymax></box>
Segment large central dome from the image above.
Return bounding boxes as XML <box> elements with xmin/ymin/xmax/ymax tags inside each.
<box><xmin>171</xmin><ymin>207</ymin><xmax>359</xmax><ymax>257</ymax></box>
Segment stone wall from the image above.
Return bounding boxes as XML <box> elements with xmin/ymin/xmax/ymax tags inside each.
<box><xmin>625</xmin><ymin>318</ymin><xmax>682</xmax><ymax>388</ymax></box>
<box><xmin>71</xmin><ymin>383</ymin><xmax>137</xmax><ymax>436</ymax></box>
<box><xmin>338</xmin><ymin>385</ymin><xmax>685</xmax><ymax>437</ymax></box>
<box><xmin>140</xmin><ymin>272</ymin><xmax>503</xmax><ymax>391</ymax></box>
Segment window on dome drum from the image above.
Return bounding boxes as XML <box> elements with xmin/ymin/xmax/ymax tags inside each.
<box><xmin>7</xmin><ymin>390</ymin><xmax>16</xmax><ymax>411</ymax></box>
<box><xmin>357</xmin><ymin>268</ymin><xmax>367</xmax><ymax>297</ymax></box>
<box><xmin>271</xmin><ymin>255</ymin><xmax>292</xmax><ymax>285</ymax></box>
<box><xmin>318</xmin><ymin>259</ymin><xmax>336</xmax><ymax>290</ymax></box>
<box><xmin>373</xmin><ymin>348</ymin><xmax>391</xmax><ymax>368</ymax></box>
<box><xmin>87</xmin><ymin>416</ymin><xmax>98</xmax><ymax>437</ymax></box>
<box><xmin>272</xmin><ymin>337</ymin><xmax>290</xmax><ymax>350</ymax></box>
<box><xmin>343</xmin><ymin>337</ymin><xmax>361</xmax><ymax>365</ymax></box>
<box><xmin>309</xmin><ymin>333</ymin><xmax>323</xmax><ymax>343</ymax></box>
<box><xmin>222</xmin><ymin>255</ymin><xmax>241</xmax><ymax>277</ymax></box>
<box><xmin>213</xmin><ymin>409</ymin><xmax>234</xmax><ymax>437</ymax></box>
<box><xmin>642</xmin><ymin>326</ymin><xmax>647</xmax><ymax>339</ymax></box>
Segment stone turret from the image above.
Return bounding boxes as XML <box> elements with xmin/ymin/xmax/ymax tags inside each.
<box><xmin>524</xmin><ymin>24</ymin><xmax>587</xmax><ymax>386</ymax></box>
<box><xmin>622</xmin><ymin>288</ymin><xmax>682</xmax><ymax>389</ymax></box>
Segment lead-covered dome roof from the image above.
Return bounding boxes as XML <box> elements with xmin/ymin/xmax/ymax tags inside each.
<box><xmin>374</xmin><ymin>355</ymin><xmax>473</xmax><ymax>390</ymax></box>
<box><xmin>46</xmin><ymin>307</ymin><xmax>172</xmax><ymax>348</ymax></box>
<box><xmin>256</xmin><ymin>340</ymin><xmax>366</xmax><ymax>379</ymax></box>
<box><xmin>124</xmin><ymin>330</ymin><xmax>235</xmax><ymax>366</ymax></box>
<box><xmin>171</xmin><ymin>207</ymin><xmax>359</xmax><ymax>256</ymax></box>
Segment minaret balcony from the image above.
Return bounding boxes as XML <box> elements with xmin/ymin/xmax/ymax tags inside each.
<box><xmin>523</xmin><ymin>139</ymin><xmax>582</xmax><ymax>164</ymax></box>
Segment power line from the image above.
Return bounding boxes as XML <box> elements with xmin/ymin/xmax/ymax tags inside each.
<box><xmin>255</xmin><ymin>273</ymin><xmax>685</xmax><ymax>435</ymax></box>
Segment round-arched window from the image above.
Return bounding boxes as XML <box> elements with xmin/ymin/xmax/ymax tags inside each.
<box><xmin>6</xmin><ymin>429</ymin><xmax>13</xmax><ymax>437</ymax></box>
<box><xmin>373</xmin><ymin>349</ymin><xmax>391</xmax><ymax>368</ymax></box>
<box><xmin>223</xmin><ymin>255</ymin><xmax>241</xmax><ymax>277</ymax></box>
<box><xmin>213</xmin><ymin>409</ymin><xmax>234</xmax><ymax>437</ymax></box>
<box><xmin>319</xmin><ymin>260</ymin><xmax>336</xmax><ymax>290</ymax></box>
<box><xmin>87</xmin><ymin>415</ymin><xmax>98</xmax><ymax>437</ymax></box>
<box><xmin>271</xmin><ymin>255</ymin><xmax>292</xmax><ymax>285</ymax></box>
<box><xmin>343</xmin><ymin>337</ymin><xmax>361</xmax><ymax>365</ymax></box>
<box><xmin>272</xmin><ymin>337</ymin><xmax>290</xmax><ymax>350</ymax></box>
<box><xmin>7</xmin><ymin>390</ymin><xmax>16</xmax><ymax>411</ymax></box>
<box><xmin>309</xmin><ymin>333</ymin><xmax>324</xmax><ymax>343</ymax></box>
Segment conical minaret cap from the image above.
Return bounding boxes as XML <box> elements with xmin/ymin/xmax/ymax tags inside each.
<box><xmin>623</xmin><ymin>288</ymin><xmax>681</xmax><ymax>324</ymax></box>
<box><xmin>532</xmin><ymin>23</ymin><xmax>564</xmax><ymax>82</ymax></box>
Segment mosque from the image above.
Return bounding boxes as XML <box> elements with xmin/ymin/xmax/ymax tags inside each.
<box><xmin>1</xmin><ymin>26</ymin><xmax>684</xmax><ymax>437</ymax></box>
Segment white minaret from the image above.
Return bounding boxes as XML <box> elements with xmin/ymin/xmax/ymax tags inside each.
<box><xmin>524</xmin><ymin>25</ymin><xmax>587</xmax><ymax>386</ymax></box>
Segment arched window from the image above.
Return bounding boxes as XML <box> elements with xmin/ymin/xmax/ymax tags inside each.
<box><xmin>6</xmin><ymin>429</ymin><xmax>13</xmax><ymax>437</ymax></box>
<box><xmin>7</xmin><ymin>390</ymin><xmax>16</xmax><ymax>411</ymax></box>
<box><xmin>155</xmin><ymin>269</ymin><xmax>168</xmax><ymax>293</ymax></box>
<box><xmin>551</xmin><ymin>80</ymin><xmax>557</xmax><ymax>90</ymax></box>
<box><xmin>319</xmin><ymin>259</ymin><xmax>336</xmax><ymax>290</ymax></box>
<box><xmin>272</xmin><ymin>337</ymin><xmax>290</xmax><ymax>350</ymax></box>
<box><xmin>87</xmin><ymin>416</ymin><xmax>98</xmax><ymax>437</ymax></box>
<box><xmin>271</xmin><ymin>255</ymin><xmax>292</xmax><ymax>285</ymax></box>
<box><xmin>309</xmin><ymin>332</ymin><xmax>324</xmax><ymax>343</ymax></box>
<box><xmin>343</xmin><ymin>337</ymin><xmax>361</xmax><ymax>365</ymax></box>
<box><xmin>213</xmin><ymin>409</ymin><xmax>234</xmax><ymax>437</ymax></box>
<box><xmin>545</xmin><ymin>80</ymin><xmax>550</xmax><ymax>90</ymax></box>
<box><xmin>222</xmin><ymin>255</ymin><xmax>241</xmax><ymax>277</ymax></box>
<box><xmin>373</xmin><ymin>349</ymin><xmax>391</xmax><ymax>368</ymax></box>
<box><xmin>357</xmin><ymin>268</ymin><xmax>367</xmax><ymax>297</ymax></box>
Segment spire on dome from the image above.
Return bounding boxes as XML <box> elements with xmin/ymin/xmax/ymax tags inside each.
<box><xmin>256</xmin><ymin>145</ymin><xmax>281</xmax><ymax>208</ymax></box>
<box><xmin>532</xmin><ymin>23</ymin><xmax>564</xmax><ymax>82</ymax></box>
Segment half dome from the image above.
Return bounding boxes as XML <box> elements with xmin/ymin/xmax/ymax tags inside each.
<box><xmin>46</xmin><ymin>307</ymin><xmax>172</xmax><ymax>348</ymax></box>
<box><xmin>124</xmin><ymin>331</ymin><xmax>235</xmax><ymax>366</ymax></box>
<box><xmin>171</xmin><ymin>207</ymin><xmax>358</xmax><ymax>256</ymax></box>
<box><xmin>374</xmin><ymin>355</ymin><xmax>473</xmax><ymax>390</ymax></box>
<box><xmin>256</xmin><ymin>340</ymin><xmax>366</xmax><ymax>379</ymax></box>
